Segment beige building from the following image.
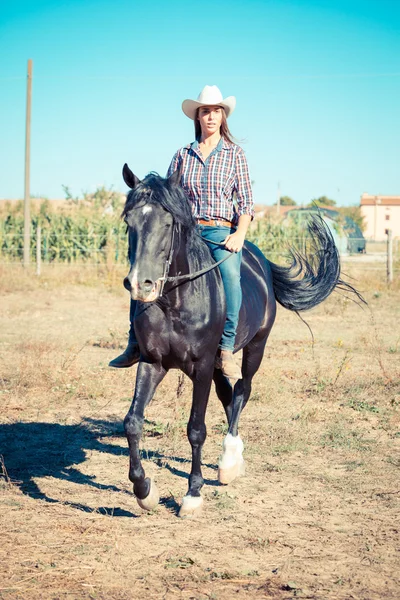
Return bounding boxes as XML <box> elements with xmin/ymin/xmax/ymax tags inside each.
<box><xmin>360</xmin><ymin>194</ymin><xmax>400</xmax><ymax>240</ymax></box>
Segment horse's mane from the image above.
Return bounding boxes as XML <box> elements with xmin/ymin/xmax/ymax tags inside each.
<box><xmin>122</xmin><ymin>172</ymin><xmax>211</xmax><ymax>262</ymax></box>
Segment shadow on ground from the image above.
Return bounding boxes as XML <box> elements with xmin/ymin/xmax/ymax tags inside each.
<box><xmin>0</xmin><ymin>418</ymin><xmax>219</xmax><ymax>516</ymax></box>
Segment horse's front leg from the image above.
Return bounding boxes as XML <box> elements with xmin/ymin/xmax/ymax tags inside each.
<box><xmin>124</xmin><ymin>361</ymin><xmax>166</xmax><ymax>511</ymax></box>
<box><xmin>179</xmin><ymin>367</ymin><xmax>213</xmax><ymax>518</ymax></box>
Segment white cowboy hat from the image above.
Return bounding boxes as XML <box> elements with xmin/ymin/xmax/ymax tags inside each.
<box><xmin>182</xmin><ymin>85</ymin><xmax>236</xmax><ymax>120</ymax></box>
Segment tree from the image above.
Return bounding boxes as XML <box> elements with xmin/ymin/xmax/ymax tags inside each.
<box><xmin>279</xmin><ymin>196</ymin><xmax>296</xmax><ymax>206</ymax></box>
<box><xmin>308</xmin><ymin>196</ymin><xmax>336</xmax><ymax>207</ymax></box>
<box><xmin>337</xmin><ymin>206</ymin><xmax>366</xmax><ymax>232</ymax></box>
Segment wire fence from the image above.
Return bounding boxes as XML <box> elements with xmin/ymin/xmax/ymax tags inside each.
<box><xmin>0</xmin><ymin>232</ymin><xmax>398</xmax><ymax>273</ymax></box>
<box><xmin>0</xmin><ymin>231</ymin><xmax>127</xmax><ymax>264</ymax></box>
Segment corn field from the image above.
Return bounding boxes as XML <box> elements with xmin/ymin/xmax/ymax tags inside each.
<box><xmin>0</xmin><ymin>193</ymin><xmax>310</xmax><ymax>264</ymax></box>
<box><xmin>0</xmin><ymin>191</ymin><xmax>127</xmax><ymax>264</ymax></box>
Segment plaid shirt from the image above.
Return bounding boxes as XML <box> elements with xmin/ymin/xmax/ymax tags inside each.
<box><xmin>167</xmin><ymin>138</ymin><xmax>254</xmax><ymax>225</ymax></box>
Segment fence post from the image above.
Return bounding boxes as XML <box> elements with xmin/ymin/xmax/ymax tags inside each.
<box><xmin>36</xmin><ymin>224</ymin><xmax>41</xmax><ymax>276</ymax></box>
<box><xmin>386</xmin><ymin>229</ymin><xmax>393</xmax><ymax>285</ymax></box>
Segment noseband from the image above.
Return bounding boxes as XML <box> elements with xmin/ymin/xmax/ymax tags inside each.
<box><xmin>155</xmin><ymin>223</ymin><xmax>234</xmax><ymax>296</ymax></box>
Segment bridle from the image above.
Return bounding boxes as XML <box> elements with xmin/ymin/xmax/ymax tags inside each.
<box><xmin>154</xmin><ymin>222</ymin><xmax>235</xmax><ymax>296</ymax></box>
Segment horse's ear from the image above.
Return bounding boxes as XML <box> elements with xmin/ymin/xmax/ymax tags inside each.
<box><xmin>122</xmin><ymin>163</ymin><xmax>141</xmax><ymax>189</ymax></box>
<box><xmin>167</xmin><ymin>167</ymin><xmax>182</xmax><ymax>188</ymax></box>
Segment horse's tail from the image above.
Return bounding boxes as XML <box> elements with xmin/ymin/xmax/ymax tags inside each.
<box><xmin>269</xmin><ymin>213</ymin><xmax>365</xmax><ymax>312</ymax></box>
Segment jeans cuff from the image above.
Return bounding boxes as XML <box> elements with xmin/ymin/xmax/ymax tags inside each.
<box><xmin>218</xmin><ymin>344</ymin><xmax>235</xmax><ymax>352</ymax></box>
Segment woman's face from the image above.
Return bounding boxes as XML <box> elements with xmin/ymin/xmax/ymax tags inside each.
<box><xmin>197</xmin><ymin>105</ymin><xmax>223</xmax><ymax>137</ymax></box>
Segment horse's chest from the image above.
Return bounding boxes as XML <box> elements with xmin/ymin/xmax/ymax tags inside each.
<box><xmin>167</xmin><ymin>312</ymin><xmax>220</xmax><ymax>360</ymax></box>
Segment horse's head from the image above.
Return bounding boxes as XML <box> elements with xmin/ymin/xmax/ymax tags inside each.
<box><xmin>121</xmin><ymin>163</ymin><xmax>186</xmax><ymax>303</ymax></box>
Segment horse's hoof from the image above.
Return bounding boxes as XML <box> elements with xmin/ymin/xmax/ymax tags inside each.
<box><xmin>178</xmin><ymin>495</ymin><xmax>204</xmax><ymax>518</ymax></box>
<box><xmin>136</xmin><ymin>480</ymin><xmax>159</xmax><ymax>511</ymax></box>
<box><xmin>218</xmin><ymin>460</ymin><xmax>245</xmax><ymax>485</ymax></box>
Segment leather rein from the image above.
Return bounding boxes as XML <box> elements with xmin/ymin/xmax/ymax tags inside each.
<box><xmin>157</xmin><ymin>224</ymin><xmax>234</xmax><ymax>296</ymax></box>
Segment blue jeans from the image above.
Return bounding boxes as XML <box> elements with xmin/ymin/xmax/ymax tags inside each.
<box><xmin>197</xmin><ymin>224</ymin><xmax>242</xmax><ymax>352</ymax></box>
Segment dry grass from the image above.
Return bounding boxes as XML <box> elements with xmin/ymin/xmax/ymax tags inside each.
<box><xmin>0</xmin><ymin>263</ymin><xmax>127</xmax><ymax>294</ymax></box>
<box><xmin>0</xmin><ymin>264</ymin><xmax>399</xmax><ymax>599</ymax></box>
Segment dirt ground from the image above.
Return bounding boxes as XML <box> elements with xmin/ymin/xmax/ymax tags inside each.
<box><xmin>0</xmin><ymin>264</ymin><xmax>399</xmax><ymax>600</ymax></box>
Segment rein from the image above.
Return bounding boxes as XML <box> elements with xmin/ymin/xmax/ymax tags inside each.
<box><xmin>157</xmin><ymin>226</ymin><xmax>234</xmax><ymax>295</ymax></box>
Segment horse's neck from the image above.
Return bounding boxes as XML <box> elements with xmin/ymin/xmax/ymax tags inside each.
<box><xmin>169</xmin><ymin>230</ymin><xmax>211</xmax><ymax>280</ymax></box>
<box><xmin>163</xmin><ymin>230</ymin><xmax>219</xmax><ymax>308</ymax></box>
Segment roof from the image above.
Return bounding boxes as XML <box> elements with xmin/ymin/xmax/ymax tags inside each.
<box><xmin>360</xmin><ymin>194</ymin><xmax>400</xmax><ymax>206</ymax></box>
<box><xmin>284</xmin><ymin>206</ymin><xmax>338</xmax><ymax>215</ymax></box>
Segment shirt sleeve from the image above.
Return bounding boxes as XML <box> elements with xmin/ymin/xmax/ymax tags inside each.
<box><xmin>234</xmin><ymin>147</ymin><xmax>254</xmax><ymax>219</ymax></box>
<box><xmin>166</xmin><ymin>149</ymin><xmax>182</xmax><ymax>178</ymax></box>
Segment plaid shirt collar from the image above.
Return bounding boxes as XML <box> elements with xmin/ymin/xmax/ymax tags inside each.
<box><xmin>185</xmin><ymin>138</ymin><xmax>231</xmax><ymax>155</ymax></box>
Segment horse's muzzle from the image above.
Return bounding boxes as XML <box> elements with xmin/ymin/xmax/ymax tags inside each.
<box><xmin>124</xmin><ymin>276</ymin><xmax>161</xmax><ymax>302</ymax></box>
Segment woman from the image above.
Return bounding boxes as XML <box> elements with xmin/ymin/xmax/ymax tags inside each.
<box><xmin>110</xmin><ymin>85</ymin><xmax>254</xmax><ymax>379</ymax></box>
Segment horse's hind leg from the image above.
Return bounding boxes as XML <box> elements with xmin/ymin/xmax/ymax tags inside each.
<box><xmin>179</xmin><ymin>367</ymin><xmax>214</xmax><ymax>518</ymax></box>
<box><xmin>124</xmin><ymin>361</ymin><xmax>166</xmax><ymax>511</ymax></box>
<box><xmin>213</xmin><ymin>368</ymin><xmax>233</xmax><ymax>423</ymax></box>
<box><xmin>232</xmin><ymin>339</ymin><xmax>268</xmax><ymax>432</ymax></box>
<box><xmin>218</xmin><ymin>339</ymin><xmax>267</xmax><ymax>485</ymax></box>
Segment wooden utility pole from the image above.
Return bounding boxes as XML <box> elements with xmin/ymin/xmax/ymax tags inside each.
<box><xmin>386</xmin><ymin>229</ymin><xmax>393</xmax><ymax>285</ymax></box>
<box><xmin>23</xmin><ymin>59</ymin><xmax>33</xmax><ymax>267</ymax></box>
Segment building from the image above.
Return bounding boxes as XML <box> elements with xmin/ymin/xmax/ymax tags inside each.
<box><xmin>360</xmin><ymin>194</ymin><xmax>400</xmax><ymax>240</ymax></box>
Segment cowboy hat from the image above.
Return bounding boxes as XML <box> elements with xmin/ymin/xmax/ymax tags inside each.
<box><xmin>182</xmin><ymin>85</ymin><xmax>236</xmax><ymax>120</ymax></box>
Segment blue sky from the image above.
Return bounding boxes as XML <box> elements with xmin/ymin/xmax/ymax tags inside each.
<box><xmin>0</xmin><ymin>0</ymin><xmax>399</xmax><ymax>206</ymax></box>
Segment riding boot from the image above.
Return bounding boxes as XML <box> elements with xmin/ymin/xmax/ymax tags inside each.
<box><xmin>108</xmin><ymin>337</ymin><xmax>140</xmax><ymax>368</ymax></box>
<box><xmin>109</xmin><ymin>301</ymin><xmax>140</xmax><ymax>368</ymax></box>
<box><xmin>215</xmin><ymin>349</ymin><xmax>242</xmax><ymax>380</ymax></box>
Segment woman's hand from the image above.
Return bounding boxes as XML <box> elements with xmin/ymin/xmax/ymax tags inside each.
<box><xmin>223</xmin><ymin>230</ymin><xmax>246</xmax><ymax>253</ymax></box>
<box><xmin>223</xmin><ymin>215</ymin><xmax>252</xmax><ymax>252</ymax></box>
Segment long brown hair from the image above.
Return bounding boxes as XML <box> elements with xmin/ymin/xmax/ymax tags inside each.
<box><xmin>194</xmin><ymin>107</ymin><xmax>236</xmax><ymax>144</ymax></box>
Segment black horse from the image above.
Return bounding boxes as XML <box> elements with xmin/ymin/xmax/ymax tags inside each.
<box><xmin>120</xmin><ymin>164</ymin><xmax>358</xmax><ymax>517</ymax></box>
